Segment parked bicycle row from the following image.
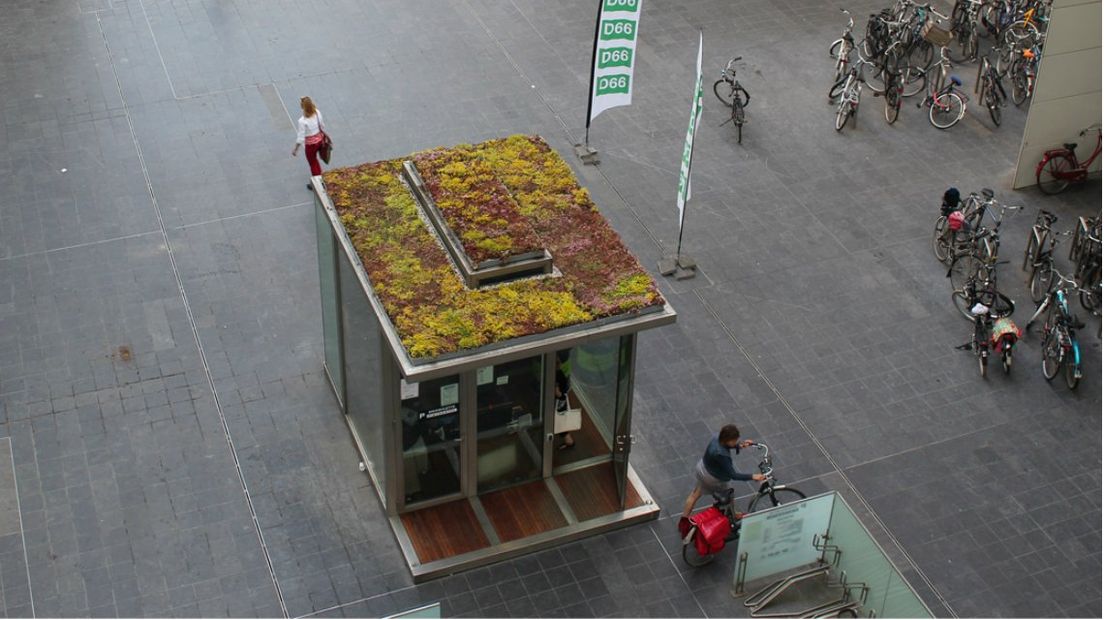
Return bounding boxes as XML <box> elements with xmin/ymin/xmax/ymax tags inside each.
<box><xmin>931</xmin><ymin>186</ymin><xmax>1100</xmax><ymax>383</ymax></box>
<box><xmin>825</xmin><ymin>0</ymin><xmax>1047</xmax><ymax>130</ymax></box>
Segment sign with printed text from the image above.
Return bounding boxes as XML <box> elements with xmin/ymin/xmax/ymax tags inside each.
<box><xmin>589</xmin><ymin>0</ymin><xmax>643</xmax><ymax>123</ymax></box>
<box><xmin>676</xmin><ymin>32</ymin><xmax>703</xmax><ymax>228</ymax></box>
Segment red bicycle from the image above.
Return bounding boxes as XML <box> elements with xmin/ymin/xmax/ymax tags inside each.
<box><xmin>1036</xmin><ymin>125</ymin><xmax>1102</xmax><ymax>195</ymax></box>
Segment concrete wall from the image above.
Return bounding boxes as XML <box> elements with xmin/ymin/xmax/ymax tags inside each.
<box><xmin>1012</xmin><ymin>0</ymin><xmax>1102</xmax><ymax>189</ymax></box>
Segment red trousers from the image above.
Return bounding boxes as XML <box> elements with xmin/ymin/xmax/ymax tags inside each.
<box><xmin>305</xmin><ymin>141</ymin><xmax>322</xmax><ymax>176</ymax></box>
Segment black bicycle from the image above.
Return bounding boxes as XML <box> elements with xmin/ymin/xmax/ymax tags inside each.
<box><xmin>976</xmin><ymin>54</ymin><xmax>1007</xmax><ymax>127</ymax></box>
<box><xmin>681</xmin><ymin>443</ymin><xmax>805</xmax><ymax>566</ymax></box>
<box><xmin>714</xmin><ymin>56</ymin><xmax>750</xmax><ymax>143</ymax></box>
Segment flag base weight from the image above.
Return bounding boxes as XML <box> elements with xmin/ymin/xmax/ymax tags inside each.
<box><xmin>658</xmin><ymin>254</ymin><xmax>697</xmax><ymax>279</ymax></box>
<box><xmin>574</xmin><ymin>144</ymin><xmax>600</xmax><ymax>165</ymax></box>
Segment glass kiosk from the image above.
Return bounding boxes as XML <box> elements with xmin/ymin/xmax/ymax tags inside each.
<box><xmin>312</xmin><ymin>136</ymin><xmax>676</xmax><ymax>580</ymax></box>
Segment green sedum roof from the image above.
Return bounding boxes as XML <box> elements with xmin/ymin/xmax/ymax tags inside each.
<box><xmin>323</xmin><ymin>135</ymin><xmax>664</xmax><ymax>359</ymax></box>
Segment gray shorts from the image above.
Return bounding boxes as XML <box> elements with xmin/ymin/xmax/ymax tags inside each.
<box><xmin>694</xmin><ymin>460</ymin><xmax>730</xmax><ymax>495</ymax></box>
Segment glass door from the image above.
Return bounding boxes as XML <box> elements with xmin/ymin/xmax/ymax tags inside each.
<box><xmin>399</xmin><ymin>375</ymin><xmax>463</xmax><ymax>507</ymax></box>
<box><xmin>475</xmin><ymin>356</ymin><xmax>545</xmax><ymax>493</ymax></box>
<box><xmin>611</xmin><ymin>336</ymin><xmax>635</xmax><ymax>508</ymax></box>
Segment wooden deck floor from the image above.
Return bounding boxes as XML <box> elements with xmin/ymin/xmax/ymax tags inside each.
<box><xmin>479</xmin><ymin>480</ymin><xmax>568</xmax><ymax>542</ymax></box>
<box><xmin>555</xmin><ymin>461</ymin><xmax>643</xmax><ymax>521</ymax></box>
<box><xmin>399</xmin><ymin>498</ymin><xmax>490</xmax><ymax>564</ymax></box>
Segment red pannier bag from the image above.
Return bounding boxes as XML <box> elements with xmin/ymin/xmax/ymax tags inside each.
<box><xmin>691</xmin><ymin>507</ymin><xmax>731</xmax><ymax>556</ymax></box>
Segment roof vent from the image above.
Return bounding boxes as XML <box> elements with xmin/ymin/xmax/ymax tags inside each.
<box><xmin>402</xmin><ymin>160</ymin><xmax>553</xmax><ymax>288</ymax></box>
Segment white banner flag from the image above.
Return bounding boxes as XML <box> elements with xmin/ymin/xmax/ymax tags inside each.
<box><xmin>676</xmin><ymin>32</ymin><xmax>703</xmax><ymax>228</ymax></box>
<box><xmin>588</xmin><ymin>0</ymin><xmax>644</xmax><ymax>124</ymax></box>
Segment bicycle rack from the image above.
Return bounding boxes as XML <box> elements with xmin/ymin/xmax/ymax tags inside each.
<box><xmin>812</xmin><ymin>533</ymin><xmax>842</xmax><ymax>567</ymax></box>
<box><xmin>743</xmin><ymin>563</ymin><xmax>831</xmax><ymax>615</ymax></box>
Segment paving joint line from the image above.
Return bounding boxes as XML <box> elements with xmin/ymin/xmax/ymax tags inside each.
<box><xmin>95</xmin><ymin>13</ymin><xmax>289</xmax><ymax>618</ymax></box>
<box><xmin>0</xmin><ymin>230</ymin><xmax>162</xmax><ymax>263</ymax></box>
<box><xmin>3</xmin><ymin>437</ymin><xmax>35</xmax><ymax>618</ymax></box>
<box><xmin>693</xmin><ymin>289</ymin><xmax>957</xmax><ymax>618</ymax></box>
<box><xmin>172</xmin><ymin>201</ymin><xmax>312</xmax><ymax>230</ymax></box>
<box><xmin>647</xmin><ymin>523</ymin><xmax>710</xmax><ymax>618</ymax></box>
<box><xmin>294</xmin><ymin>584</ymin><xmax>418</xmax><ymax>619</ymax></box>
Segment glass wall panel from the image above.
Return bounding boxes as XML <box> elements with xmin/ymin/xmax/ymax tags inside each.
<box><xmin>400</xmin><ymin>374</ymin><xmax>462</xmax><ymax>505</ymax></box>
<box><xmin>476</xmin><ymin>356</ymin><xmax>544</xmax><ymax>492</ymax></box>
<box><xmin>338</xmin><ymin>251</ymin><xmax>386</xmax><ymax>491</ymax></box>
<box><xmin>554</xmin><ymin>336</ymin><xmax>621</xmax><ymax>468</ymax></box>
<box><xmin>315</xmin><ymin>203</ymin><xmax>344</xmax><ymax>402</ymax></box>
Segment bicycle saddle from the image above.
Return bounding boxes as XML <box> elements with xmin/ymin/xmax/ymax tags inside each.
<box><xmin>712</xmin><ymin>488</ymin><xmax>735</xmax><ymax>505</ymax></box>
<box><xmin>981</xmin><ymin>187</ymin><xmax>995</xmax><ymax>199</ymax></box>
<box><xmin>1063</xmin><ymin>142</ymin><xmax>1078</xmax><ymax>152</ymax></box>
<box><xmin>950</xmin><ymin>75</ymin><xmax>963</xmax><ymax>86</ymax></box>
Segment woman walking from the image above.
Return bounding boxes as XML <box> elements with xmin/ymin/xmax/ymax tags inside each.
<box><xmin>291</xmin><ymin>96</ymin><xmax>327</xmax><ymax>189</ymax></box>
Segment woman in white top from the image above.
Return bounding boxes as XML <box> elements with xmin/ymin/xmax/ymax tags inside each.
<box><xmin>291</xmin><ymin>96</ymin><xmax>326</xmax><ymax>187</ymax></box>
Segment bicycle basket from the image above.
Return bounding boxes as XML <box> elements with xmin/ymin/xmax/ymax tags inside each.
<box><xmin>921</xmin><ymin>21</ymin><xmax>953</xmax><ymax>46</ymax></box>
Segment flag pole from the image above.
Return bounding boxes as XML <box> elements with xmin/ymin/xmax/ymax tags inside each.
<box><xmin>583</xmin><ymin>0</ymin><xmax>603</xmax><ymax>148</ymax></box>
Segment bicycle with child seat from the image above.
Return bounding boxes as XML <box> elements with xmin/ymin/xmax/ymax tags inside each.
<box><xmin>1036</xmin><ymin>125</ymin><xmax>1102</xmax><ymax>195</ymax></box>
<box><xmin>714</xmin><ymin>56</ymin><xmax>751</xmax><ymax>144</ymax></box>
<box><xmin>954</xmin><ymin>286</ymin><xmax>1016</xmax><ymax>377</ymax></box>
<box><xmin>681</xmin><ymin>443</ymin><xmax>806</xmax><ymax>567</ymax></box>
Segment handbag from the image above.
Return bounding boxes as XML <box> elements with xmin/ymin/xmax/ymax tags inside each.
<box><xmin>553</xmin><ymin>407</ymin><xmax>582</xmax><ymax>434</ymax></box>
<box><xmin>319</xmin><ymin>131</ymin><xmax>333</xmax><ymax>164</ymax></box>
<box><xmin>316</xmin><ymin>111</ymin><xmax>333</xmax><ymax>164</ymax></box>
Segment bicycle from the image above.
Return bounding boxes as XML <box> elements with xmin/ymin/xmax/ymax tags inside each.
<box><xmin>681</xmin><ymin>443</ymin><xmax>806</xmax><ymax>566</ymax></box>
<box><xmin>1025</xmin><ymin>272</ymin><xmax>1087</xmax><ymax>390</ymax></box>
<box><xmin>714</xmin><ymin>56</ymin><xmax>751</xmax><ymax>144</ymax></box>
<box><xmin>1022</xmin><ymin>208</ymin><xmax>1058</xmax><ymax>272</ymax></box>
<box><xmin>975</xmin><ymin>54</ymin><xmax>1007</xmax><ymax>127</ymax></box>
<box><xmin>946</xmin><ymin>199</ymin><xmax>1022</xmax><ymax>290</ymax></box>
<box><xmin>1027</xmin><ymin>228</ymin><xmax>1072</xmax><ymax>303</ymax></box>
<box><xmin>1070</xmin><ymin>220</ymin><xmax>1101</xmax><ymax>314</ymax></box>
<box><xmin>1036</xmin><ymin>125</ymin><xmax>1102</xmax><ymax>194</ymax></box>
<box><xmin>833</xmin><ymin>64</ymin><xmax>865</xmax><ymax>131</ymax></box>
<box><xmin>954</xmin><ymin>290</ymin><xmax>1016</xmax><ymax>377</ymax></box>
<box><xmin>917</xmin><ymin>53</ymin><xmax>969</xmax><ymax>128</ymax></box>
<box><xmin>948</xmin><ymin>0</ymin><xmax>982</xmax><ymax>61</ymax></box>
<box><xmin>829</xmin><ymin>9</ymin><xmax>857</xmax><ymax>86</ymax></box>
<box><xmin>1009</xmin><ymin>46</ymin><xmax>1039</xmax><ymax>105</ymax></box>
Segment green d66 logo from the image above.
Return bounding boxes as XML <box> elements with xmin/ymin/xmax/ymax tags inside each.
<box><xmin>603</xmin><ymin>0</ymin><xmax>640</xmax><ymax>12</ymax></box>
<box><xmin>600</xmin><ymin>19</ymin><xmax>636</xmax><ymax>41</ymax></box>
<box><xmin>598</xmin><ymin>47</ymin><xmax>633</xmax><ymax>69</ymax></box>
<box><xmin>596</xmin><ymin>74</ymin><xmax>631</xmax><ymax>95</ymax></box>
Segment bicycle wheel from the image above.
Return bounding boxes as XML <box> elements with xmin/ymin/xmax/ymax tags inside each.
<box><xmin>1079</xmin><ymin>266</ymin><xmax>1101</xmax><ymax>312</ymax></box>
<box><xmin>828</xmin><ymin>75</ymin><xmax>848</xmax><ymax>103</ymax></box>
<box><xmin>979</xmin><ymin>350</ymin><xmax>988</xmax><ymax>378</ymax></box>
<box><xmin>748</xmin><ymin>487</ymin><xmax>806</xmax><ymax>512</ymax></box>
<box><xmin>835</xmin><ymin>99</ymin><xmax>849</xmax><ymax>132</ymax></box>
<box><xmin>952</xmin><ymin>289</ymin><xmax>977</xmax><ymax>320</ymax></box>
<box><xmin>1029</xmin><ymin>260</ymin><xmax>1054</xmax><ymax>303</ymax></box>
<box><xmin>929</xmin><ymin>92</ymin><xmax>965</xmax><ymax>129</ymax></box>
<box><xmin>1002</xmin><ymin>348</ymin><xmax>1013</xmax><ymax>374</ymax></box>
<box><xmin>1036</xmin><ymin>154</ymin><xmax>1075</xmax><ymax>195</ymax></box>
<box><xmin>1041</xmin><ymin>327</ymin><xmax>1062</xmax><ymax>380</ymax></box>
<box><xmin>681</xmin><ymin>529</ymin><xmax>715</xmax><ymax>567</ymax></box>
<box><xmin>734</xmin><ymin>102</ymin><xmax>744</xmax><ymax>144</ymax></box>
<box><xmin>933</xmin><ymin>216</ymin><xmax>953</xmax><ymax>262</ymax></box>
<box><xmin>949</xmin><ymin>253</ymin><xmax>983</xmax><ymax>291</ymax></box>
<box><xmin>949</xmin><ymin>26</ymin><xmax>974</xmax><ymax>62</ymax></box>
<box><xmin>1011</xmin><ymin>71</ymin><xmax>1028</xmax><ymax>106</ymax></box>
<box><xmin>829</xmin><ymin>38</ymin><xmax>843</xmax><ymax>58</ymax></box>
<box><xmin>1022</xmin><ymin>230</ymin><xmax>1039</xmax><ymax>272</ymax></box>
<box><xmin>1065</xmin><ymin>351</ymin><xmax>1080</xmax><ymax>390</ymax></box>
<box><xmin>884</xmin><ymin>81</ymin><xmax>901</xmax><ymax>124</ymax></box>
<box><xmin>902</xmin><ymin>65</ymin><xmax>927</xmax><ymax>98</ymax></box>
<box><xmin>986</xmin><ymin>87</ymin><xmax>1002</xmax><ymax>126</ymax></box>
<box><xmin>713</xmin><ymin>78</ymin><xmax>735</xmax><ymax>106</ymax></box>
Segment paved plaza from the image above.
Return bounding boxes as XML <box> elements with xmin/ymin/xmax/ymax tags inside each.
<box><xmin>0</xmin><ymin>0</ymin><xmax>1100</xmax><ymax>617</ymax></box>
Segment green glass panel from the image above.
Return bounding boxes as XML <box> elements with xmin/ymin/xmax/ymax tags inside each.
<box><xmin>315</xmin><ymin>202</ymin><xmax>343</xmax><ymax>401</ymax></box>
